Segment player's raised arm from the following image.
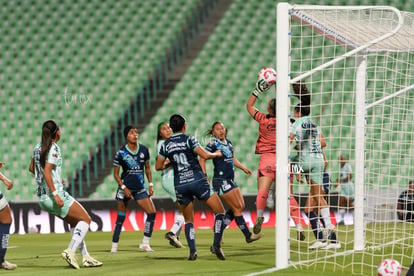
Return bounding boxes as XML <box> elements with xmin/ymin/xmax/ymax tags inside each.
<box><xmin>195</xmin><ymin>146</ymin><xmax>222</xmax><ymax>160</ymax></box>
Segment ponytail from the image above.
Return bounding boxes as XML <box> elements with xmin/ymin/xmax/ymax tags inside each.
<box><xmin>205</xmin><ymin>121</ymin><xmax>227</xmax><ymax>141</ymax></box>
<box><xmin>292</xmin><ymin>81</ymin><xmax>311</xmax><ymax>116</ymax></box>
<box><xmin>40</xmin><ymin>120</ymin><xmax>59</xmax><ymax>168</ymax></box>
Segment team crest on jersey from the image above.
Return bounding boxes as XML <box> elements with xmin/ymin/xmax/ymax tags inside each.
<box><xmin>140</xmin><ymin>153</ymin><xmax>145</xmax><ymax>159</ymax></box>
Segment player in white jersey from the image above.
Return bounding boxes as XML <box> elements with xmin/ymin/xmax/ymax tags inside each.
<box><xmin>290</xmin><ymin>83</ymin><xmax>339</xmax><ymax>250</ymax></box>
<box><xmin>335</xmin><ymin>154</ymin><xmax>354</xmax><ymax>224</ymax></box>
<box><xmin>29</xmin><ymin>120</ymin><xmax>102</xmax><ymax>269</ymax></box>
<box><xmin>0</xmin><ymin>162</ymin><xmax>17</xmax><ymax>270</ymax></box>
<box><xmin>156</xmin><ymin>122</ymin><xmax>184</xmax><ymax>248</ymax></box>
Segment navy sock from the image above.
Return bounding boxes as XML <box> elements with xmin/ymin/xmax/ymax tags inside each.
<box><xmin>0</xmin><ymin>224</ymin><xmax>10</xmax><ymax>263</ymax></box>
<box><xmin>318</xmin><ymin>215</ymin><xmax>337</xmax><ymax>241</ymax></box>
<box><xmin>143</xmin><ymin>213</ymin><xmax>156</xmax><ymax>238</ymax></box>
<box><xmin>307</xmin><ymin>212</ymin><xmax>323</xmax><ymax>240</ymax></box>
<box><xmin>330</xmin><ymin>232</ymin><xmax>338</xmax><ymax>242</ymax></box>
<box><xmin>234</xmin><ymin>216</ymin><xmax>251</xmax><ymax>239</ymax></box>
<box><xmin>112</xmin><ymin>212</ymin><xmax>126</xmax><ymax>243</ymax></box>
<box><xmin>223</xmin><ymin>209</ymin><xmax>234</xmax><ymax>228</ymax></box>
<box><xmin>185</xmin><ymin>223</ymin><xmax>196</xmax><ymax>253</ymax></box>
<box><xmin>213</xmin><ymin>213</ymin><xmax>225</xmax><ymax>246</ymax></box>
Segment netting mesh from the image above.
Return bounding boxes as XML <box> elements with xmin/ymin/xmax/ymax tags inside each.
<box><xmin>284</xmin><ymin>5</ymin><xmax>414</xmax><ymax>275</ymax></box>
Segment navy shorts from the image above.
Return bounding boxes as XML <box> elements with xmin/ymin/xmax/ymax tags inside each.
<box><xmin>115</xmin><ymin>187</ymin><xmax>149</xmax><ymax>201</ymax></box>
<box><xmin>175</xmin><ymin>178</ymin><xmax>213</xmax><ymax>206</ymax></box>
<box><xmin>212</xmin><ymin>178</ymin><xmax>238</xmax><ymax>196</ymax></box>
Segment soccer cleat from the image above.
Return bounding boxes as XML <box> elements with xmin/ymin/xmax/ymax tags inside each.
<box><xmin>324</xmin><ymin>242</ymin><xmax>341</xmax><ymax>250</ymax></box>
<box><xmin>165</xmin><ymin>231</ymin><xmax>184</xmax><ymax>248</ymax></box>
<box><xmin>210</xmin><ymin>245</ymin><xmax>225</xmax><ymax>261</ymax></box>
<box><xmin>61</xmin><ymin>248</ymin><xmax>79</xmax><ymax>269</ymax></box>
<box><xmin>82</xmin><ymin>255</ymin><xmax>103</xmax><ymax>267</ymax></box>
<box><xmin>253</xmin><ymin>216</ymin><xmax>264</xmax><ymax>234</ymax></box>
<box><xmin>297</xmin><ymin>230</ymin><xmax>306</xmax><ymax>241</ymax></box>
<box><xmin>324</xmin><ymin>224</ymin><xmax>336</xmax><ymax>240</ymax></box>
<box><xmin>308</xmin><ymin>240</ymin><xmax>328</xmax><ymax>249</ymax></box>
<box><xmin>139</xmin><ymin>243</ymin><xmax>154</xmax><ymax>252</ymax></box>
<box><xmin>188</xmin><ymin>251</ymin><xmax>197</xmax><ymax>261</ymax></box>
<box><xmin>1</xmin><ymin>260</ymin><xmax>17</xmax><ymax>270</ymax></box>
<box><xmin>246</xmin><ymin>232</ymin><xmax>264</xmax><ymax>243</ymax></box>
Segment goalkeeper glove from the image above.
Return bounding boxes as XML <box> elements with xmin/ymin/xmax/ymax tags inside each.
<box><xmin>252</xmin><ymin>79</ymin><xmax>271</xmax><ymax>97</ymax></box>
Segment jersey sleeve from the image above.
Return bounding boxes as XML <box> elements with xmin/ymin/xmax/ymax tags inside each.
<box><xmin>113</xmin><ymin>150</ymin><xmax>122</xmax><ymax>167</ymax></box>
<box><xmin>205</xmin><ymin>140</ymin><xmax>216</xmax><ymax>153</ymax></box>
<box><xmin>144</xmin><ymin>146</ymin><xmax>150</xmax><ymax>162</ymax></box>
<box><xmin>46</xmin><ymin>144</ymin><xmax>59</xmax><ymax>165</ymax></box>
<box><xmin>158</xmin><ymin>143</ymin><xmax>166</xmax><ymax>159</ymax></box>
<box><xmin>254</xmin><ymin>111</ymin><xmax>266</xmax><ymax>123</ymax></box>
<box><xmin>188</xmin><ymin>136</ymin><xmax>201</xmax><ymax>152</ymax></box>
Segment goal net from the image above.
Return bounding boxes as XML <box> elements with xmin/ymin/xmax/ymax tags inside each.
<box><xmin>275</xmin><ymin>4</ymin><xmax>414</xmax><ymax>275</ymax></box>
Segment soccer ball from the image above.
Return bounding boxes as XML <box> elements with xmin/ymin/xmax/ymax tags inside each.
<box><xmin>258</xmin><ymin>67</ymin><xmax>277</xmax><ymax>87</ymax></box>
<box><xmin>377</xmin><ymin>259</ymin><xmax>402</xmax><ymax>276</ymax></box>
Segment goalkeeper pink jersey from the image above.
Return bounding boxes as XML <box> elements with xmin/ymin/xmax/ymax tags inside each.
<box><xmin>253</xmin><ymin>111</ymin><xmax>276</xmax><ymax>154</ymax></box>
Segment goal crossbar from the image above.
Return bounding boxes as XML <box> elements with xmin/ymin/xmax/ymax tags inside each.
<box><xmin>290</xmin><ymin>5</ymin><xmax>404</xmax><ymax>84</ymax></box>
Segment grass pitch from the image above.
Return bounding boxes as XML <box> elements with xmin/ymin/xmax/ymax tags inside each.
<box><xmin>4</xmin><ymin>226</ymin><xmax>408</xmax><ymax>275</ymax></box>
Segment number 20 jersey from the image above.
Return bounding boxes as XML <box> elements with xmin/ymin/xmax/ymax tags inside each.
<box><xmin>158</xmin><ymin>133</ymin><xmax>204</xmax><ymax>187</ymax></box>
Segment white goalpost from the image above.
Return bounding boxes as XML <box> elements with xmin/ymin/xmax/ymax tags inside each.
<box><xmin>275</xmin><ymin>3</ymin><xmax>414</xmax><ymax>274</ymax></box>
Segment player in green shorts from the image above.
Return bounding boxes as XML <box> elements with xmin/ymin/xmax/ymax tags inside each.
<box><xmin>29</xmin><ymin>120</ymin><xmax>102</xmax><ymax>269</ymax></box>
<box><xmin>290</xmin><ymin>83</ymin><xmax>339</xmax><ymax>249</ymax></box>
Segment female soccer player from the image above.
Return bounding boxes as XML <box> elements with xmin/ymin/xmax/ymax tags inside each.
<box><xmin>246</xmin><ymin>79</ymin><xmax>276</xmax><ymax>234</ymax></box>
<box><xmin>156</xmin><ymin>122</ymin><xmax>184</xmax><ymax>248</ymax></box>
<box><xmin>335</xmin><ymin>154</ymin><xmax>354</xmax><ymax>224</ymax></box>
<box><xmin>111</xmin><ymin>125</ymin><xmax>156</xmax><ymax>253</ymax></box>
<box><xmin>290</xmin><ymin>89</ymin><xmax>339</xmax><ymax>250</ymax></box>
<box><xmin>155</xmin><ymin>114</ymin><xmax>226</xmax><ymax>261</ymax></box>
<box><xmin>29</xmin><ymin>120</ymin><xmax>102</xmax><ymax>269</ymax></box>
<box><xmin>0</xmin><ymin>162</ymin><xmax>17</xmax><ymax>270</ymax></box>
<box><xmin>199</xmin><ymin>121</ymin><xmax>263</xmax><ymax>243</ymax></box>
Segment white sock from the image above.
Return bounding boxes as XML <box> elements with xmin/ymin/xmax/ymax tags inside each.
<box><xmin>339</xmin><ymin>209</ymin><xmax>345</xmax><ymax>220</ymax></box>
<box><xmin>296</xmin><ymin>224</ymin><xmax>303</xmax><ymax>231</ymax></box>
<box><xmin>68</xmin><ymin>221</ymin><xmax>89</xmax><ymax>252</ymax></box>
<box><xmin>142</xmin><ymin>236</ymin><xmax>150</xmax><ymax>245</ymax></box>
<box><xmin>320</xmin><ymin>208</ymin><xmax>333</xmax><ymax>228</ymax></box>
<box><xmin>170</xmin><ymin>214</ymin><xmax>184</xmax><ymax>236</ymax></box>
<box><xmin>78</xmin><ymin>240</ymin><xmax>89</xmax><ymax>257</ymax></box>
<box><xmin>70</xmin><ymin>227</ymin><xmax>89</xmax><ymax>256</ymax></box>
<box><xmin>111</xmin><ymin>242</ymin><xmax>118</xmax><ymax>250</ymax></box>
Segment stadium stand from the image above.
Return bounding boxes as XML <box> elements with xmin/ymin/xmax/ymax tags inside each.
<box><xmin>1</xmin><ymin>0</ymin><xmax>413</xmax><ymax>200</ymax></box>
<box><xmin>0</xmin><ymin>0</ymin><xmax>201</xmax><ymax>200</ymax></box>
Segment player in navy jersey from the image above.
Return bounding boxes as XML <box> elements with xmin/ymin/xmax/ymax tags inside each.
<box><xmin>199</xmin><ymin>121</ymin><xmax>263</xmax><ymax>243</ymax></box>
<box><xmin>155</xmin><ymin>114</ymin><xmax>226</xmax><ymax>261</ymax></box>
<box><xmin>111</xmin><ymin>125</ymin><xmax>156</xmax><ymax>253</ymax></box>
<box><xmin>156</xmin><ymin>122</ymin><xmax>184</xmax><ymax>248</ymax></box>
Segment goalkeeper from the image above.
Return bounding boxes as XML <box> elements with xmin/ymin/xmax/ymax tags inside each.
<box><xmin>246</xmin><ymin>78</ymin><xmax>276</xmax><ymax>234</ymax></box>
